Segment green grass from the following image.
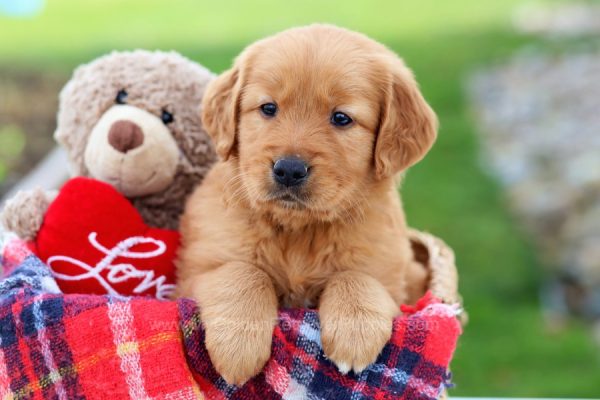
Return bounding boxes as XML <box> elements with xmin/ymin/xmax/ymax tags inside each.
<box><xmin>0</xmin><ymin>125</ymin><xmax>26</xmax><ymax>182</ymax></box>
<box><xmin>1</xmin><ymin>0</ymin><xmax>599</xmax><ymax>396</ymax></box>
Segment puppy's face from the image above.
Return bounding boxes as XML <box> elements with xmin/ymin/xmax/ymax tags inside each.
<box><xmin>236</xmin><ymin>40</ymin><xmax>383</xmax><ymax>219</ymax></box>
<box><xmin>202</xmin><ymin>25</ymin><xmax>437</xmax><ymax>222</ymax></box>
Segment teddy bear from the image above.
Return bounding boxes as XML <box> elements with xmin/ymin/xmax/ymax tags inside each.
<box><xmin>0</xmin><ymin>50</ymin><xmax>217</xmax><ymax>298</ymax></box>
<box><xmin>1</xmin><ymin>49</ymin><xmax>217</xmax><ymax>237</ymax></box>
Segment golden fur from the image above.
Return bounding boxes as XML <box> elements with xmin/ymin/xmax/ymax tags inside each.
<box><xmin>176</xmin><ymin>24</ymin><xmax>438</xmax><ymax>385</ymax></box>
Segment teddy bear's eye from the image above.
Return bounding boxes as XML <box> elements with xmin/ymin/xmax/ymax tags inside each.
<box><xmin>161</xmin><ymin>110</ymin><xmax>174</xmax><ymax>125</ymax></box>
<box><xmin>115</xmin><ymin>89</ymin><xmax>128</xmax><ymax>105</ymax></box>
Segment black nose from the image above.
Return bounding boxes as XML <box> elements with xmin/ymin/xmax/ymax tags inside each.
<box><xmin>273</xmin><ymin>158</ymin><xmax>309</xmax><ymax>187</ymax></box>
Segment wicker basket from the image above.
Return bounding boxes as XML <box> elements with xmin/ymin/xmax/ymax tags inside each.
<box><xmin>409</xmin><ymin>228</ymin><xmax>466</xmax><ymax>325</ymax></box>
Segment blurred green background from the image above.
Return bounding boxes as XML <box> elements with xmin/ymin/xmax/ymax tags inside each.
<box><xmin>1</xmin><ymin>0</ymin><xmax>599</xmax><ymax>397</ymax></box>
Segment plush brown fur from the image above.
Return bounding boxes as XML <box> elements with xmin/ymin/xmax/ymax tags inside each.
<box><xmin>1</xmin><ymin>51</ymin><xmax>217</xmax><ymax>239</ymax></box>
<box><xmin>56</xmin><ymin>50</ymin><xmax>217</xmax><ymax>230</ymax></box>
<box><xmin>177</xmin><ymin>24</ymin><xmax>437</xmax><ymax>385</ymax></box>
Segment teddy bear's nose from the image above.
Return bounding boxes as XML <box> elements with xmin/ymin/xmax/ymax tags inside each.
<box><xmin>108</xmin><ymin>120</ymin><xmax>144</xmax><ymax>153</ymax></box>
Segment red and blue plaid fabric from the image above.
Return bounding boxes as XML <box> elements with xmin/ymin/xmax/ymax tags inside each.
<box><xmin>0</xmin><ymin>237</ymin><xmax>461</xmax><ymax>399</ymax></box>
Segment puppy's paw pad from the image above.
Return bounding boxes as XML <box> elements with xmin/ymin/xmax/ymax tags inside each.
<box><xmin>204</xmin><ymin>321</ymin><xmax>273</xmax><ymax>386</ymax></box>
<box><xmin>352</xmin><ymin>363</ymin><xmax>368</xmax><ymax>374</ymax></box>
<box><xmin>336</xmin><ymin>361</ymin><xmax>351</xmax><ymax>375</ymax></box>
<box><xmin>321</xmin><ymin>313</ymin><xmax>393</xmax><ymax>375</ymax></box>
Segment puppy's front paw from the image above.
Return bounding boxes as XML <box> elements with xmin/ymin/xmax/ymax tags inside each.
<box><xmin>321</xmin><ymin>310</ymin><xmax>393</xmax><ymax>374</ymax></box>
<box><xmin>204</xmin><ymin>314</ymin><xmax>274</xmax><ymax>386</ymax></box>
<box><xmin>188</xmin><ymin>262</ymin><xmax>278</xmax><ymax>386</ymax></box>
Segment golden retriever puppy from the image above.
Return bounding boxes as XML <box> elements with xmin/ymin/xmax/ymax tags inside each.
<box><xmin>177</xmin><ymin>24</ymin><xmax>437</xmax><ymax>385</ymax></box>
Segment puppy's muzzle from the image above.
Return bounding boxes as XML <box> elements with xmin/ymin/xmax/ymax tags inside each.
<box><xmin>273</xmin><ymin>157</ymin><xmax>309</xmax><ymax>187</ymax></box>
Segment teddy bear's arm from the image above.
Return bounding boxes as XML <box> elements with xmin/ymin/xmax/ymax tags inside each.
<box><xmin>1</xmin><ymin>188</ymin><xmax>58</xmax><ymax>240</ymax></box>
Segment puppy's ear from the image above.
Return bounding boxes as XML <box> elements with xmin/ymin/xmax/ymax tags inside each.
<box><xmin>374</xmin><ymin>58</ymin><xmax>438</xmax><ymax>179</ymax></box>
<box><xmin>201</xmin><ymin>66</ymin><xmax>242</xmax><ymax>160</ymax></box>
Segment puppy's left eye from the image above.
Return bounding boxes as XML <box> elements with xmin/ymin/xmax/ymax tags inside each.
<box><xmin>260</xmin><ymin>103</ymin><xmax>278</xmax><ymax>117</ymax></box>
<box><xmin>161</xmin><ymin>110</ymin><xmax>174</xmax><ymax>124</ymax></box>
<box><xmin>331</xmin><ymin>111</ymin><xmax>353</xmax><ymax>127</ymax></box>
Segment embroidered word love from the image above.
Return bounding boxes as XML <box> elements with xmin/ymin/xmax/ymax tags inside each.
<box><xmin>47</xmin><ymin>232</ymin><xmax>176</xmax><ymax>300</ymax></box>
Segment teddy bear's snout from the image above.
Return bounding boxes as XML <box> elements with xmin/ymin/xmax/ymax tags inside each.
<box><xmin>85</xmin><ymin>103</ymin><xmax>181</xmax><ymax>197</ymax></box>
<box><xmin>108</xmin><ymin>120</ymin><xmax>144</xmax><ymax>153</ymax></box>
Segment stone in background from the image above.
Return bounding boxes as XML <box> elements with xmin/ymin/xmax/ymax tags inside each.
<box><xmin>469</xmin><ymin>50</ymin><xmax>600</xmax><ymax>322</ymax></box>
<box><xmin>513</xmin><ymin>1</ymin><xmax>600</xmax><ymax>37</ymax></box>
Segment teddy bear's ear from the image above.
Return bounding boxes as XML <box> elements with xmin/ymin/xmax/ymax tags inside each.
<box><xmin>201</xmin><ymin>65</ymin><xmax>242</xmax><ymax>161</ymax></box>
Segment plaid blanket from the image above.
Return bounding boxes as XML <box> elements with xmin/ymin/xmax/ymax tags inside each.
<box><xmin>0</xmin><ymin>235</ymin><xmax>461</xmax><ymax>399</ymax></box>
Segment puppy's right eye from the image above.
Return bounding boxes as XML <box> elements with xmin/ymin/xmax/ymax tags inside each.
<box><xmin>260</xmin><ymin>103</ymin><xmax>277</xmax><ymax>117</ymax></box>
<box><xmin>331</xmin><ymin>111</ymin><xmax>353</xmax><ymax>127</ymax></box>
<box><xmin>115</xmin><ymin>89</ymin><xmax>128</xmax><ymax>104</ymax></box>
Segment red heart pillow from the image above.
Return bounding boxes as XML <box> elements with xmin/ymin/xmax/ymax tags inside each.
<box><xmin>32</xmin><ymin>177</ymin><xmax>179</xmax><ymax>299</ymax></box>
